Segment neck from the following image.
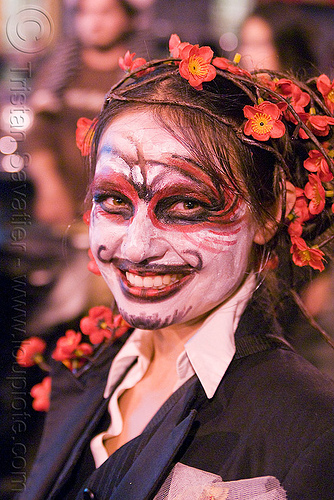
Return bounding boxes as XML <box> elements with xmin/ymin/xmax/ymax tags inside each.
<box><xmin>151</xmin><ymin>312</ymin><xmax>209</xmax><ymax>364</ymax></box>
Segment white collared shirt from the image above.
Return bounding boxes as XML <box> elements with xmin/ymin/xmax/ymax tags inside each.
<box><xmin>90</xmin><ymin>275</ymin><xmax>256</xmax><ymax>467</ymax></box>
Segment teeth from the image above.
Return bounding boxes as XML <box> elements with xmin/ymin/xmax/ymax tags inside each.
<box><xmin>125</xmin><ymin>271</ymin><xmax>183</xmax><ymax>289</ymax></box>
<box><xmin>162</xmin><ymin>275</ymin><xmax>170</xmax><ymax>285</ymax></box>
<box><xmin>143</xmin><ymin>277</ymin><xmax>153</xmax><ymax>288</ymax></box>
<box><xmin>153</xmin><ymin>276</ymin><xmax>163</xmax><ymax>287</ymax></box>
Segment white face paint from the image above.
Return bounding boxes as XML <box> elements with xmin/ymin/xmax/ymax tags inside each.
<box><xmin>90</xmin><ymin>111</ymin><xmax>258</xmax><ymax>330</ymax></box>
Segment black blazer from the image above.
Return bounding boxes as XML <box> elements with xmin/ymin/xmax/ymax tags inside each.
<box><xmin>20</xmin><ymin>295</ymin><xmax>334</xmax><ymax>500</ymax></box>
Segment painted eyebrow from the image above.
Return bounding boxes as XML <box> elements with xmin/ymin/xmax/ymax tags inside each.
<box><xmin>97</xmin><ymin>145</ymin><xmax>132</xmax><ymax>163</ymax></box>
<box><xmin>148</xmin><ymin>155</ymin><xmax>220</xmax><ymax>196</ymax></box>
<box><xmin>97</xmin><ymin>130</ymin><xmax>221</xmax><ymax>188</ymax></box>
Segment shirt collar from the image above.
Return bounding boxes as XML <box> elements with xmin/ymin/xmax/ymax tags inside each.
<box><xmin>103</xmin><ymin>328</ymin><xmax>154</xmax><ymax>398</ymax></box>
<box><xmin>103</xmin><ymin>274</ymin><xmax>256</xmax><ymax>400</ymax></box>
<box><xmin>180</xmin><ymin>274</ymin><xmax>256</xmax><ymax>398</ymax></box>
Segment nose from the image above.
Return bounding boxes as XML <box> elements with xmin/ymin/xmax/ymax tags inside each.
<box><xmin>121</xmin><ymin>203</ymin><xmax>167</xmax><ymax>263</ymax></box>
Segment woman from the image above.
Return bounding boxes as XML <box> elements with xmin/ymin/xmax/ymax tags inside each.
<box><xmin>21</xmin><ymin>36</ymin><xmax>334</xmax><ymax>499</ymax></box>
<box><xmin>238</xmin><ymin>2</ymin><xmax>317</xmax><ymax>76</ymax></box>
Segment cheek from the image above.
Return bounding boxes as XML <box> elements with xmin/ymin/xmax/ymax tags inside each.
<box><xmin>163</xmin><ymin>216</ymin><xmax>255</xmax><ymax>261</ymax></box>
<box><xmin>89</xmin><ymin>208</ymin><xmax>126</xmax><ymax>258</ymax></box>
<box><xmin>182</xmin><ymin>226</ymin><xmax>243</xmax><ymax>254</ymax></box>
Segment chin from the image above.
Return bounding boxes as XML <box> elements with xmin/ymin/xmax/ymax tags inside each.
<box><xmin>118</xmin><ymin>304</ymin><xmax>193</xmax><ymax>330</ymax></box>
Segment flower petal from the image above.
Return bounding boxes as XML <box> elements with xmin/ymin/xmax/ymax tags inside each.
<box><xmin>270</xmin><ymin>120</ymin><xmax>286</xmax><ymax>138</ymax></box>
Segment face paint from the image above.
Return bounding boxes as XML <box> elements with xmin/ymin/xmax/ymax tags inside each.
<box><xmin>90</xmin><ymin>111</ymin><xmax>257</xmax><ymax>330</ymax></box>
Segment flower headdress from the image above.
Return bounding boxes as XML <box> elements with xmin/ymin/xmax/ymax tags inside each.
<box><xmin>77</xmin><ymin>34</ymin><xmax>334</xmax><ymax>273</ymax></box>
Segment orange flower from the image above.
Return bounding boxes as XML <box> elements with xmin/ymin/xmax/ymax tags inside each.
<box><xmin>80</xmin><ymin>306</ymin><xmax>114</xmax><ymax>344</ymax></box>
<box><xmin>304</xmin><ymin>150</ymin><xmax>333</xmax><ymax>182</ymax></box>
<box><xmin>179</xmin><ymin>44</ymin><xmax>216</xmax><ymax>89</ymax></box>
<box><xmin>264</xmin><ymin>254</ymin><xmax>279</xmax><ymax>270</ymax></box>
<box><xmin>255</xmin><ymin>73</ymin><xmax>276</xmax><ymax>90</ymax></box>
<box><xmin>119</xmin><ymin>50</ymin><xmax>147</xmax><ymax>74</ymax></box>
<box><xmin>302</xmin><ymin>114</ymin><xmax>334</xmax><ymax>138</ymax></box>
<box><xmin>87</xmin><ymin>248</ymin><xmax>101</xmax><ymax>276</ymax></box>
<box><xmin>52</xmin><ymin>330</ymin><xmax>82</xmax><ymax>361</ymax></box>
<box><xmin>275</xmin><ymin>79</ymin><xmax>310</xmax><ymax>124</ymax></box>
<box><xmin>275</xmin><ymin>79</ymin><xmax>310</xmax><ymax>111</ymax></box>
<box><xmin>288</xmin><ymin>220</ymin><xmax>303</xmax><ymax>238</ymax></box>
<box><xmin>290</xmin><ymin>236</ymin><xmax>325</xmax><ymax>271</ymax></box>
<box><xmin>304</xmin><ymin>173</ymin><xmax>325</xmax><ymax>215</ymax></box>
<box><xmin>31</xmin><ymin>376</ymin><xmax>51</xmax><ymax>412</ymax></box>
<box><xmin>213</xmin><ymin>56</ymin><xmax>251</xmax><ymax>78</ymax></box>
<box><xmin>83</xmin><ymin>210</ymin><xmax>91</xmax><ymax>226</ymax></box>
<box><xmin>168</xmin><ymin>34</ymin><xmax>190</xmax><ymax>59</ymax></box>
<box><xmin>287</xmin><ymin>187</ymin><xmax>310</xmax><ymax>238</ymax></box>
<box><xmin>113</xmin><ymin>314</ymin><xmax>131</xmax><ymax>337</ymax></box>
<box><xmin>317</xmin><ymin>74</ymin><xmax>334</xmax><ymax>113</ymax></box>
<box><xmin>243</xmin><ymin>101</ymin><xmax>286</xmax><ymax>141</ymax></box>
<box><xmin>76</xmin><ymin>117</ymin><xmax>96</xmax><ymax>156</ymax></box>
<box><xmin>17</xmin><ymin>337</ymin><xmax>46</xmax><ymax>367</ymax></box>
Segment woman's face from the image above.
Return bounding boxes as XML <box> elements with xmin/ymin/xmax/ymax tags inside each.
<box><xmin>75</xmin><ymin>0</ymin><xmax>130</xmax><ymax>50</ymax></box>
<box><xmin>89</xmin><ymin>111</ymin><xmax>258</xmax><ymax>330</ymax></box>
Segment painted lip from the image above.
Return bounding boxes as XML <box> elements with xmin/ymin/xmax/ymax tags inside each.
<box><xmin>115</xmin><ymin>266</ymin><xmax>195</xmax><ymax>302</ymax></box>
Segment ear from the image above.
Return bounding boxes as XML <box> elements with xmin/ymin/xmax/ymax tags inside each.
<box><xmin>253</xmin><ymin>181</ymin><xmax>296</xmax><ymax>245</ymax></box>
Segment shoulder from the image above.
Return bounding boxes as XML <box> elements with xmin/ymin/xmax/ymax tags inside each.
<box><xmin>224</xmin><ymin>346</ymin><xmax>334</xmax><ymax>422</ymax></box>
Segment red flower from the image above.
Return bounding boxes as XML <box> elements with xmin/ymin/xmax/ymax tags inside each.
<box><xmin>287</xmin><ymin>187</ymin><xmax>310</xmax><ymax>238</ymax></box>
<box><xmin>264</xmin><ymin>254</ymin><xmax>279</xmax><ymax>270</ymax></box>
<box><xmin>31</xmin><ymin>376</ymin><xmax>51</xmax><ymax>412</ymax></box>
<box><xmin>113</xmin><ymin>313</ymin><xmax>131</xmax><ymax>337</ymax></box>
<box><xmin>76</xmin><ymin>117</ymin><xmax>96</xmax><ymax>156</ymax></box>
<box><xmin>304</xmin><ymin>173</ymin><xmax>326</xmax><ymax>215</ymax></box>
<box><xmin>76</xmin><ymin>343</ymin><xmax>94</xmax><ymax>357</ymax></box>
<box><xmin>304</xmin><ymin>150</ymin><xmax>333</xmax><ymax>182</ymax></box>
<box><xmin>80</xmin><ymin>306</ymin><xmax>114</xmax><ymax>344</ymax></box>
<box><xmin>119</xmin><ymin>50</ymin><xmax>147</xmax><ymax>74</ymax></box>
<box><xmin>304</xmin><ymin>114</ymin><xmax>334</xmax><ymax>138</ymax></box>
<box><xmin>87</xmin><ymin>248</ymin><xmax>101</xmax><ymax>276</ymax></box>
<box><xmin>275</xmin><ymin>79</ymin><xmax>310</xmax><ymax>111</ymax></box>
<box><xmin>83</xmin><ymin>210</ymin><xmax>91</xmax><ymax>226</ymax></box>
<box><xmin>290</xmin><ymin>236</ymin><xmax>325</xmax><ymax>271</ymax></box>
<box><xmin>317</xmin><ymin>74</ymin><xmax>334</xmax><ymax>113</ymax></box>
<box><xmin>294</xmin><ymin>187</ymin><xmax>311</xmax><ymax>223</ymax></box>
<box><xmin>169</xmin><ymin>34</ymin><xmax>190</xmax><ymax>59</ymax></box>
<box><xmin>213</xmin><ymin>56</ymin><xmax>251</xmax><ymax>77</ymax></box>
<box><xmin>17</xmin><ymin>337</ymin><xmax>46</xmax><ymax>367</ymax></box>
<box><xmin>288</xmin><ymin>220</ymin><xmax>303</xmax><ymax>238</ymax></box>
<box><xmin>275</xmin><ymin>79</ymin><xmax>310</xmax><ymax>124</ymax></box>
<box><xmin>255</xmin><ymin>73</ymin><xmax>276</xmax><ymax>90</ymax></box>
<box><xmin>179</xmin><ymin>44</ymin><xmax>216</xmax><ymax>89</ymax></box>
<box><xmin>52</xmin><ymin>330</ymin><xmax>82</xmax><ymax>361</ymax></box>
<box><xmin>243</xmin><ymin>101</ymin><xmax>286</xmax><ymax>141</ymax></box>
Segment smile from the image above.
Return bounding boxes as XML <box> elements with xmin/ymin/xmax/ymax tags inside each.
<box><xmin>117</xmin><ymin>269</ymin><xmax>194</xmax><ymax>301</ymax></box>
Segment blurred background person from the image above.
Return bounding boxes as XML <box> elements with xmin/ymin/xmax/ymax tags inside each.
<box><xmin>27</xmin><ymin>0</ymin><xmax>157</xmax><ymax>227</ymax></box>
<box><xmin>238</xmin><ymin>1</ymin><xmax>317</xmax><ymax>76</ymax></box>
<box><xmin>236</xmin><ymin>1</ymin><xmax>334</xmax><ymax>379</ymax></box>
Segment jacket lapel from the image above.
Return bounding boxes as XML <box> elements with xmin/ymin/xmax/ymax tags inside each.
<box><xmin>109</xmin><ymin>410</ymin><xmax>198</xmax><ymax>499</ymax></box>
<box><xmin>82</xmin><ymin>375</ymin><xmax>204</xmax><ymax>500</ymax></box>
<box><xmin>23</xmin><ymin>331</ymin><xmax>133</xmax><ymax>500</ymax></box>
